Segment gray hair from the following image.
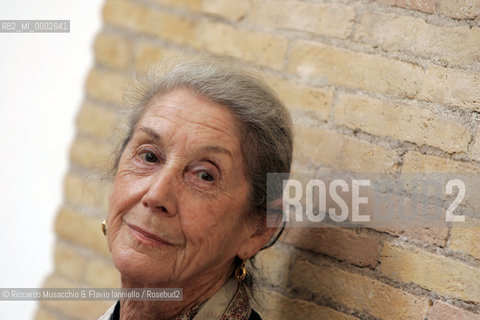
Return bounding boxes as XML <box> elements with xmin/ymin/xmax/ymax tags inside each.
<box><xmin>115</xmin><ymin>57</ymin><xmax>293</xmax><ymax>224</ymax></box>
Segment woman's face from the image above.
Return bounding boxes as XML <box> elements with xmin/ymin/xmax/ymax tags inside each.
<box><xmin>107</xmin><ymin>88</ymin><xmax>261</xmax><ymax>286</ymax></box>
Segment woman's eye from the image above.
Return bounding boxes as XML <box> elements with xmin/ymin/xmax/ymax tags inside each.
<box><xmin>139</xmin><ymin>151</ymin><xmax>158</xmax><ymax>163</ymax></box>
<box><xmin>196</xmin><ymin>171</ymin><xmax>214</xmax><ymax>182</ymax></box>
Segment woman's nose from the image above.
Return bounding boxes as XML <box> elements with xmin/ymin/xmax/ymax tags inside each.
<box><xmin>141</xmin><ymin>165</ymin><xmax>179</xmax><ymax>216</ymax></box>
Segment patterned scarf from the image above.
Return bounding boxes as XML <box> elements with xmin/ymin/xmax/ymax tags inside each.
<box><xmin>98</xmin><ymin>278</ymin><xmax>252</xmax><ymax>320</ymax></box>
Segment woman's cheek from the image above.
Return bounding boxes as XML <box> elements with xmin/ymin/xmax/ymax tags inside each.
<box><xmin>106</xmin><ymin>216</ymin><xmax>121</xmax><ymax>253</ymax></box>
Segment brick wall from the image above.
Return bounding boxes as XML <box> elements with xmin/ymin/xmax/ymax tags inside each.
<box><xmin>36</xmin><ymin>0</ymin><xmax>480</xmax><ymax>319</ymax></box>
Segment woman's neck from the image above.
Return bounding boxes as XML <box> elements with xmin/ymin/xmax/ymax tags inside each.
<box><xmin>119</xmin><ymin>268</ymin><xmax>232</xmax><ymax>320</ymax></box>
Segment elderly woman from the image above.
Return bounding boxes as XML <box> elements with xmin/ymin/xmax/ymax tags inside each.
<box><xmin>98</xmin><ymin>58</ymin><xmax>293</xmax><ymax>320</ymax></box>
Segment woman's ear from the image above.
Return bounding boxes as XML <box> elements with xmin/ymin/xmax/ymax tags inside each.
<box><xmin>265</xmin><ymin>197</ymin><xmax>284</xmax><ymax>229</ymax></box>
<box><xmin>237</xmin><ymin>198</ymin><xmax>284</xmax><ymax>259</ymax></box>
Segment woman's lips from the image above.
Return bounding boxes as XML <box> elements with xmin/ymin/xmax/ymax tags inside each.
<box><xmin>127</xmin><ymin>224</ymin><xmax>172</xmax><ymax>246</ymax></box>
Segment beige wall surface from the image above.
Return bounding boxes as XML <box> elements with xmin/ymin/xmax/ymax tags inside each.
<box><xmin>37</xmin><ymin>0</ymin><xmax>480</xmax><ymax>319</ymax></box>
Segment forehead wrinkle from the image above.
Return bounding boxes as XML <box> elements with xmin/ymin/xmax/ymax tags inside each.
<box><xmin>197</xmin><ymin>145</ymin><xmax>233</xmax><ymax>159</ymax></box>
<box><xmin>145</xmin><ymin>107</ymin><xmax>240</xmax><ymax>144</ymax></box>
<box><xmin>137</xmin><ymin>111</ymin><xmax>241</xmax><ymax>164</ymax></box>
<box><xmin>147</xmin><ymin>90</ymin><xmax>240</xmax><ymax>138</ymax></box>
<box><xmin>181</xmin><ymin>116</ymin><xmax>237</xmax><ymax>139</ymax></box>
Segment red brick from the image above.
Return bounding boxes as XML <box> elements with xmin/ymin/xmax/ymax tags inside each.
<box><xmin>429</xmin><ymin>301</ymin><xmax>480</xmax><ymax>320</ymax></box>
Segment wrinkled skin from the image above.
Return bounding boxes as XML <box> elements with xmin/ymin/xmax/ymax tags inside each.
<box><xmin>107</xmin><ymin>88</ymin><xmax>275</xmax><ymax>319</ymax></box>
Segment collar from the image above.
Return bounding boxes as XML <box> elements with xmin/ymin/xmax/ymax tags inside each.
<box><xmin>98</xmin><ymin>278</ymin><xmax>252</xmax><ymax>320</ymax></box>
<box><xmin>195</xmin><ymin>278</ymin><xmax>251</xmax><ymax>319</ymax></box>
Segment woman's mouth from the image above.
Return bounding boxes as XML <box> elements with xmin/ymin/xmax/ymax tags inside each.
<box><xmin>127</xmin><ymin>224</ymin><xmax>172</xmax><ymax>247</ymax></box>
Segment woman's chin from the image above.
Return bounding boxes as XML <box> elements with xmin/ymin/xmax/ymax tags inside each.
<box><xmin>111</xmin><ymin>246</ymin><xmax>173</xmax><ymax>286</ymax></box>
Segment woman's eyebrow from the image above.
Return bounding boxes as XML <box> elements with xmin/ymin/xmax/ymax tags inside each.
<box><xmin>139</xmin><ymin>126</ymin><xmax>232</xmax><ymax>158</ymax></box>
<box><xmin>138</xmin><ymin>126</ymin><xmax>163</xmax><ymax>144</ymax></box>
